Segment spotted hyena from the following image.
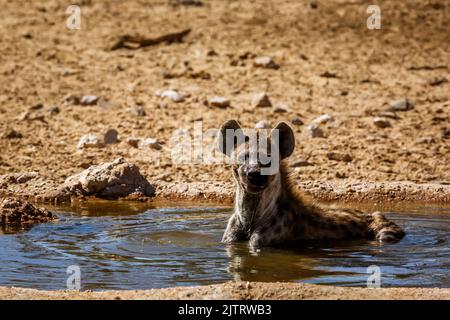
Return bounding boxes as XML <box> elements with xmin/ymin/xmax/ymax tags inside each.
<box><xmin>216</xmin><ymin>119</ymin><xmax>405</xmax><ymax>249</ymax></box>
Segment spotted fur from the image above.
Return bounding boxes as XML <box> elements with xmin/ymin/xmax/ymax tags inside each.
<box><xmin>218</xmin><ymin>120</ymin><xmax>405</xmax><ymax>249</ymax></box>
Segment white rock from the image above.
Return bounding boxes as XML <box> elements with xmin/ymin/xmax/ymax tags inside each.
<box><xmin>255</xmin><ymin>120</ymin><xmax>271</xmax><ymax>129</ymax></box>
<box><xmin>140</xmin><ymin>138</ymin><xmax>162</xmax><ymax>150</ymax></box>
<box><xmin>208</xmin><ymin>96</ymin><xmax>230</xmax><ymax>108</ymax></box>
<box><xmin>253</xmin><ymin>56</ymin><xmax>280</xmax><ymax>69</ymax></box>
<box><xmin>77</xmin><ymin>134</ymin><xmax>104</xmax><ymax>149</ymax></box>
<box><xmin>311</xmin><ymin>114</ymin><xmax>333</xmax><ymax>125</ymax></box>
<box><xmin>80</xmin><ymin>95</ymin><xmax>99</xmax><ymax>106</ymax></box>
<box><xmin>156</xmin><ymin>90</ymin><xmax>185</xmax><ymax>102</ymax></box>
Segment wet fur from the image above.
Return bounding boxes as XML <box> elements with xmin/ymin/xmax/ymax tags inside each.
<box><xmin>221</xmin><ymin>124</ymin><xmax>405</xmax><ymax>249</ymax></box>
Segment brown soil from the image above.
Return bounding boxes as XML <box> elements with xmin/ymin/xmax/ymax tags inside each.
<box><xmin>0</xmin><ymin>0</ymin><xmax>449</xmax><ymax>195</ymax></box>
<box><xmin>1</xmin><ymin>281</ymin><xmax>449</xmax><ymax>300</ymax></box>
<box><xmin>0</xmin><ymin>0</ymin><xmax>449</xmax><ymax>300</ymax></box>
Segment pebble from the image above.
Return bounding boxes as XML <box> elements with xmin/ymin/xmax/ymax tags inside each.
<box><xmin>80</xmin><ymin>95</ymin><xmax>99</xmax><ymax>106</ymax></box>
<box><xmin>252</xmin><ymin>92</ymin><xmax>272</xmax><ymax>108</ymax></box>
<box><xmin>441</xmin><ymin>128</ymin><xmax>450</xmax><ymax>139</ymax></box>
<box><xmin>377</xmin><ymin>111</ymin><xmax>399</xmax><ymax>119</ymax></box>
<box><xmin>273</xmin><ymin>104</ymin><xmax>288</xmax><ymax>113</ymax></box>
<box><xmin>63</xmin><ymin>94</ymin><xmax>81</xmax><ymax>105</ymax></box>
<box><xmin>255</xmin><ymin>120</ymin><xmax>271</xmax><ymax>129</ymax></box>
<box><xmin>306</xmin><ymin>124</ymin><xmax>325</xmax><ymax>138</ymax></box>
<box><xmin>140</xmin><ymin>138</ymin><xmax>162</xmax><ymax>150</ymax></box>
<box><xmin>48</xmin><ymin>106</ymin><xmax>60</xmax><ymax>115</ymax></box>
<box><xmin>156</xmin><ymin>90</ymin><xmax>185</xmax><ymax>103</ymax></box>
<box><xmin>387</xmin><ymin>98</ymin><xmax>414</xmax><ymax>112</ymax></box>
<box><xmin>373</xmin><ymin>117</ymin><xmax>391</xmax><ymax>128</ymax></box>
<box><xmin>29</xmin><ymin>103</ymin><xmax>44</xmax><ymax>111</ymax></box>
<box><xmin>208</xmin><ymin>96</ymin><xmax>230</xmax><ymax>108</ymax></box>
<box><xmin>77</xmin><ymin>135</ymin><xmax>104</xmax><ymax>149</ymax></box>
<box><xmin>291</xmin><ymin>117</ymin><xmax>304</xmax><ymax>126</ymax></box>
<box><xmin>416</xmin><ymin>136</ymin><xmax>435</xmax><ymax>144</ymax></box>
<box><xmin>290</xmin><ymin>159</ymin><xmax>313</xmax><ymax>167</ymax></box>
<box><xmin>253</xmin><ymin>56</ymin><xmax>280</xmax><ymax>69</ymax></box>
<box><xmin>130</xmin><ymin>106</ymin><xmax>146</xmax><ymax>116</ymax></box>
<box><xmin>18</xmin><ymin>111</ymin><xmax>45</xmax><ymax>122</ymax></box>
<box><xmin>327</xmin><ymin>152</ymin><xmax>352</xmax><ymax>162</ymax></box>
<box><xmin>3</xmin><ymin>129</ymin><xmax>23</xmax><ymax>139</ymax></box>
<box><xmin>311</xmin><ymin>114</ymin><xmax>332</xmax><ymax>125</ymax></box>
<box><xmin>126</xmin><ymin>137</ymin><xmax>141</xmax><ymax>148</ymax></box>
<box><xmin>104</xmin><ymin>129</ymin><xmax>119</xmax><ymax>144</ymax></box>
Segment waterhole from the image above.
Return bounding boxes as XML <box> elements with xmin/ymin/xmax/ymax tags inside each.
<box><xmin>0</xmin><ymin>202</ymin><xmax>448</xmax><ymax>290</ymax></box>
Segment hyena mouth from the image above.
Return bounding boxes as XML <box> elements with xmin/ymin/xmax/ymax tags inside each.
<box><xmin>243</xmin><ymin>175</ymin><xmax>269</xmax><ymax>193</ymax></box>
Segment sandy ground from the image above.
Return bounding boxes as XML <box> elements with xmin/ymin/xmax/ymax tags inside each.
<box><xmin>1</xmin><ymin>0</ymin><xmax>449</xmax><ymax>299</ymax></box>
<box><xmin>0</xmin><ymin>0</ymin><xmax>449</xmax><ymax>193</ymax></box>
<box><xmin>1</xmin><ymin>281</ymin><xmax>449</xmax><ymax>300</ymax></box>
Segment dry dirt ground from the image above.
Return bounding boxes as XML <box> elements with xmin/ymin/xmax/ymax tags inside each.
<box><xmin>0</xmin><ymin>0</ymin><xmax>449</xmax><ymax>200</ymax></box>
<box><xmin>1</xmin><ymin>281</ymin><xmax>449</xmax><ymax>300</ymax></box>
<box><xmin>0</xmin><ymin>0</ymin><xmax>450</xmax><ymax>299</ymax></box>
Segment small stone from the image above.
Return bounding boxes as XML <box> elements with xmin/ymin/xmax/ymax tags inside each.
<box><xmin>77</xmin><ymin>135</ymin><xmax>104</xmax><ymax>149</ymax></box>
<box><xmin>373</xmin><ymin>117</ymin><xmax>391</xmax><ymax>128</ymax></box>
<box><xmin>140</xmin><ymin>138</ymin><xmax>162</xmax><ymax>150</ymax></box>
<box><xmin>290</xmin><ymin>159</ymin><xmax>313</xmax><ymax>167</ymax></box>
<box><xmin>273</xmin><ymin>104</ymin><xmax>288</xmax><ymax>113</ymax></box>
<box><xmin>29</xmin><ymin>103</ymin><xmax>44</xmax><ymax>111</ymax></box>
<box><xmin>327</xmin><ymin>152</ymin><xmax>352</xmax><ymax>162</ymax></box>
<box><xmin>16</xmin><ymin>172</ymin><xmax>39</xmax><ymax>184</ymax></box>
<box><xmin>126</xmin><ymin>137</ymin><xmax>141</xmax><ymax>148</ymax></box>
<box><xmin>387</xmin><ymin>98</ymin><xmax>414</xmax><ymax>112</ymax></box>
<box><xmin>48</xmin><ymin>106</ymin><xmax>60</xmax><ymax>115</ymax></box>
<box><xmin>18</xmin><ymin>111</ymin><xmax>31</xmax><ymax>121</ymax></box>
<box><xmin>208</xmin><ymin>96</ymin><xmax>230</xmax><ymax>108</ymax></box>
<box><xmin>255</xmin><ymin>120</ymin><xmax>271</xmax><ymax>129</ymax></box>
<box><xmin>3</xmin><ymin>129</ymin><xmax>22</xmax><ymax>139</ymax></box>
<box><xmin>291</xmin><ymin>117</ymin><xmax>304</xmax><ymax>126</ymax></box>
<box><xmin>377</xmin><ymin>111</ymin><xmax>399</xmax><ymax>119</ymax></box>
<box><xmin>80</xmin><ymin>95</ymin><xmax>99</xmax><ymax>106</ymax></box>
<box><xmin>336</xmin><ymin>172</ymin><xmax>347</xmax><ymax>179</ymax></box>
<box><xmin>253</xmin><ymin>56</ymin><xmax>280</xmax><ymax>69</ymax></box>
<box><xmin>104</xmin><ymin>129</ymin><xmax>119</xmax><ymax>144</ymax></box>
<box><xmin>156</xmin><ymin>90</ymin><xmax>185</xmax><ymax>103</ymax></box>
<box><xmin>252</xmin><ymin>92</ymin><xmax>272</xmax><ymax>108</ymax></box>
<box><xmin>63</xmin><ymin>94</ymin><xmax>81</xmax><ymax>105</ymax></box>
<box><xmin>130</xmin><ymin>106</ymin><xmax>146</xmax><ymax>116</ymax></box>
<box><xmin>441</xmin><ymin>128</ymin><xmax>450</xmax><ymax>139</ymax></box>
<box><xmin>416</xmin><ymin>136</ymin><xmax>435</xmax><ymax>144</ymax></box>
<box><xmin>311</xmin><ymin>114</ymin><xmax>332</xmax><ymax>125</ymax></box>
<box><xmin>18</xmin><ymin>111</ymin><xmax>45</xmax><ymax>122</ymax></box>
<box><xmin>306</xmin><ymin>124</ymin><xmax>325</xmax><ymax>138</ymax></box>
<box><xmin>173</xmin><ymin>0</ymin><xmax>203</xmax><ymax>6</ymax></box>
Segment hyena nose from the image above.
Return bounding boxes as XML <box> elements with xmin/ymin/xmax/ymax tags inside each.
<box><xmin>247</xmin><ymin>170</ymin><xmax>268</xmax><ymax>186</ymax></box>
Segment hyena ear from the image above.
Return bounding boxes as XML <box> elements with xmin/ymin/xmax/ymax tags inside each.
<box><xmin>216</xmin><ymin>120</ymin><xmax>245</xmax><ymax>157</ymax></box>
<box><xmin>271</xmin><ymin>122</ymin><xmax>295</xmax><ymax>159</ymax></box>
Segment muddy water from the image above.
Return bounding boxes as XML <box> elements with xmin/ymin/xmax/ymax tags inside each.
<box><xmin>0</xmin><ymin>202</ymin><xmax>449</xmax><ymax>290</ymax></box>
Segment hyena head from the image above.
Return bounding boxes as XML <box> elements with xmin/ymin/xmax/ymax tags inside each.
<box><xmin>217</xmin><ymin>120</ymin><xmax>295</xmax><ymax>195</ymax></box>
